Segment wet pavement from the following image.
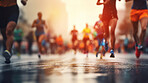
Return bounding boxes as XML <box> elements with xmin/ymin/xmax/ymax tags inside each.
<box><xmin>0</xmin><ymin>52</ymin><xmax>148</xmax><ymax>83</ymax></box>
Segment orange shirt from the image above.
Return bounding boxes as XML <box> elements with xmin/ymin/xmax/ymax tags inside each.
<box><xmin>79</xmin><ymin>42</ymin><xmax>84</xmax><ymax>49</ymax></box>
<box><xmin>56</xmin><ymin>37</ymin><xmax>63</xmax><ymax>46</ymax></box>
<box><xmin>0</xmin><ymin>0</ymin><xmax>17</xmax><ymax>7</ymax></box>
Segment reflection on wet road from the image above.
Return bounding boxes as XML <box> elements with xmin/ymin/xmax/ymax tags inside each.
<box><xmin>0</xmin><ymin>52</ymin><xmax>148</xmax><ymax>83</ymax></box>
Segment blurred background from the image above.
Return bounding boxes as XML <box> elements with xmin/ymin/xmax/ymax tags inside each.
<box><xmin>0</xmin><ymin>0</ymin><xmax>148</xmax><ymax>55</ymax></box>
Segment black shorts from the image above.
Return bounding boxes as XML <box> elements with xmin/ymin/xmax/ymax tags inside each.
<box><xmin>15</xmin><ymin>40</ymin><xmax>22</xmax><ymax>44</ymax></box>
<box><xmin>0</xmin><ymin>5</ymin><xmax>19</xmax><ymax>28</ymax></box>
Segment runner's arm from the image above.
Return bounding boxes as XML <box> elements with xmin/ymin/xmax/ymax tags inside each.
<box><xmin>96</xmin><ymin>0</ymin><xmax>104</xmax><ymax>5</ymax></box>
<box><xmin>21</xmin><ymin>0</ymin><xmax>28</xmax><ymax>6</ymax></box>
<box><xmin>32</xmin><ymin>20</ymin><xmax>37</xmax><ymax>28</ymax></box>
<box><xmin>94</xmin><ymin>22</ymin><xmax>98</xmax><ymax>29</ymax></box>
<box><xmin>43</xmin><ymin>20</ymin><xmax>48</xmax><ymax>29</ymax></box>
<box><xmin>97</xmin><ymin>0</ymin><xmax>110</xmax><ymax>5</ymax></box>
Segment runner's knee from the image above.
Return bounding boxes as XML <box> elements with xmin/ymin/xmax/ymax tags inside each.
<box><xmin>133</xmin><ymin>28</ymin><xmax>138</xmax><ymax>35</ymax></box>
<box><xmin>6</xmin><ymin>21</ymin><xmax>16</xmax><ymax>36</ymax></box>
<box><xmin>141</xmin><ymin>26</ymin><xmax>147</xmax><ymax>31</ymax></box>
<box><xmin>142</xmin><ymin>28</ymin><xmax>146</xmax><ymax>33</ymax></box>
<box><xmin>6</xmin><ymin>28</ymin><xmax>14</xmax><ymax>36</ymax></box>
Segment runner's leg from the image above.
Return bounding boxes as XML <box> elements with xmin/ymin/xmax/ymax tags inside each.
<box><xmin>139</xmin><ymin>18</ymin><xmax>148</xmax><ymax>45</ymax></box>
<box><xmin>110</xmin><ymin>18</ymin><xmax>117</xmax><ymax>50</ymax></box>
<box><xmin>132</xmin><ymin>21</ymin><xmax>139</xmax><ymax>46</ymax></box>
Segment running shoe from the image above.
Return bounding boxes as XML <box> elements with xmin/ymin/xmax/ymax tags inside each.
<box><xmin>135</xmin><ymin>47</ymin><xmax>141</xmax><ymax>59</ymax></box>
<box><xmin>138</xmin><ymin>45</ymin><xmax>143</xmax><ymax>51</ymax></box>
<box><xmin>38</xmin><ymin>54</ymin><xmax>41</xmax><ymax>59</ymax></box>
<box><xmin>100</xmin><ymin>54</ymin><xmax>103</xmax><ymax>59</ymax></box>
<box><xmin>110</xmin><ymin>49</ymin><xmax>115</xmax><ymax>58</ymax></box>
<box><xmin>96</xmin><ymin>51</ymin><xmax>100</xmax><ymax>57</ymax></box>
<box><xmin>3</xmin><ymin>50</ymin><xmax>11</xmax><ymax>64</ymax></box>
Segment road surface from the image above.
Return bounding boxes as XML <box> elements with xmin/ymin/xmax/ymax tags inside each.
<box><xmin>0</xmin><ymin>51</ymin><xmax>148</xmax><ymax>83</ymax></box>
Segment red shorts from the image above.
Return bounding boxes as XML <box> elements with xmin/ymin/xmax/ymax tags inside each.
<box><xmin>130</xmin><ymin>9</ymin><xmax>148</xmax><ymax>22</ymax></box>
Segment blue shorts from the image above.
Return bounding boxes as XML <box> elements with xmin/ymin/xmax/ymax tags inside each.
<box><xmin>98</xmin><ymin>38</ymin><xmax>105</xmax><ymax>46</ymax></box>
<box><xmin>35</xmin><ymin>31</ymin><xmax>45</xmax><ymax>37</ymax></box>
<box><xmin>0</xmin><ymin>5</ymin><xmax>19</xmax><ymax>28</ymax></box>
<box><xmin>35</xmin><ymin>31</ymin><xmax>45</xmax><ymax>41</ymax></box>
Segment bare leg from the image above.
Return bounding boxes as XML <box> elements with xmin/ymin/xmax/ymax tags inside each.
<box><xmin>1</xmin><ymin>21</ymin><xmax>16</xmax><ymax>52</ymax></box>
<box><xmin>132</xmin><ymin>21</ymin><xmax>139</xmax><ymax>46</ymax></box>
<box><xmin>110</xmin><ymin>18</ymin><xmax>117</xmax><ymax>50</ymax></box>
<box><xmin>140</xmin><ymin>18</ymin><xmax>148</xmax><ymax>45</ymax></box>
<box><xmin>103</xmin><ymin>21</ymin><xmax>109</xmax><ymax>43</ymax></box>
<box><xmin>37</xmin><ymin>41</ymin><xmax>42</xmax><ymax>54</ymax></box>
<box><xmin>6</xmin><ymin>22</ymin><xmax>16</xmax><ymax>52</ymax></box>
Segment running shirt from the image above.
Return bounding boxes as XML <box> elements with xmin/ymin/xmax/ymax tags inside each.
<box><xmin>82</xmin><ymin>27</ymin><xmax>91</xmax><ymax>38</ymax></box>
<box><xmin>103</xmin><ymin>0</ymin><xmax>117</xmax><ymax>15</ymax></box>
<box><xmin>101</xmin><ymin>0</ymin><xmax>118</xmax><ymax>22</ymax></box>
<box><xmin>35</xmin><ymin>19</ymin><xmax>45</xmax><ymax>36</ymax></box>
<box><xmin>14</xmin><ymin>28</ymin><xmax>23</xmax><ymax>41</ymax></box>
<box><xmin>132</xmin><ymin>0</ymin><xmax>147</xmax><ymax>9</ymax></box>
<box><xmin>71</xmin><ymin>29</ymin><xmax>78</xmax><ymax>39</ymax></box>
<box><xmin>0</xmin><ymin>0</ymin><xmax>17</xmax><ymax>7</ymax></box>
<box><xmin>94</xmin><ymin>20</ymin><xmax>104</xmax><ymax>36</ymax></box>
<box><xmin>36</xmin><ymin>19</ymin><xmax>45</xmax><ymax>30</ymax></box>
<box><xmin>56</xmin><ymin>36</ymin><xmax>63</xmax><ymax>46</ymax></box>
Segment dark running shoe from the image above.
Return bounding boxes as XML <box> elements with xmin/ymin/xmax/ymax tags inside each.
<box><xmin>110</xmin><ymin>50</ymin><xmax>115</xmax><ymax>58</ymax></box>
<box><xmin>38</xmin><ymin>54</ymin><xmax>41</xmax><ymax>59</ymax></box>
<box><xmin>3</xmin><ymin>50</ymin><xmax>11</xmax><ymax>64</ymax></box>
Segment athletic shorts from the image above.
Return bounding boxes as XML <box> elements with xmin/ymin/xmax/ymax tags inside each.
<box><xmin>83</xmin><ymin>37</ymin><xmax>89</xmax><ymax>43</ymax></box>
<box><xmin>102</xmin><ymin>11</ymin><xmax>118</xmax><ymax>23</ymax></box>
<box><xmin>35</xmin><ymin>31</ymin><xmax>45</xmax><ymax>41</ymax></box>
<box><xmin>15</xmin><ymin>40</ymin><xmax>22</xmax><ymax>44</ymax></box>
<box><xmin>72</xmin><ymin>36</ymin><xmax>77</xmax><ymax>43</ymax></box>
<box><xmin>130</xmin><ymin>9</ymin><xmax>148</xmax><ymax>22</ymax></box>
<box><xmin>35</xmin><ymin>31</ymin><xmax>44</xmax><ymax>36</ymax></box>
<box><xmin>0</xmin><ymin>5</ymin><xmax>19</xmax><ymax>28</ymax></box>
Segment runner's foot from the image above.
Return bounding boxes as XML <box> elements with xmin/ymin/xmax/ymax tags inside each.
<box><xmin>38</xmin><ymin>54</ymin><xmax>41</xmax><ymax>59</ymax></box>
<box><xmin>110</xmin><ymin>49</ymin><xmax>115</xmax><ymax>58</ymax></box>
<box><xmin>3</xmin><ymin>50</ymin><xmax>12</xmax><ymax>64</ymax></box>
<box><xmin>135</xmin><ymin>46</ymin><xmax>141</xmax><ymax>59</ymax></box>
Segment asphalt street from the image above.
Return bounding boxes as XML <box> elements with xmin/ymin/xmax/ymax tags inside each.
<box><xmin>0</xmin><ymin>51</ymin><xmax>148</xmax><ymax>83</ymax></box>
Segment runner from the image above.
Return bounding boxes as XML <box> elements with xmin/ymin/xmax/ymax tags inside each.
<box><xmin>78</xmin><ymin>40</ymin><xmax>85</xmax><ymax>53</ymax></box>
<box><xmin>93</xmin><ymin>14</ymin><xmax>106</xmax><ymax>58</ymax></box>
<box><xmin>82</xmin><ymin>23</ymin><xmax>91</xmax><ymax>55</ymax></box>
<box><xmin>26</xmin><ymin>31</ymin><xmax>34</xmax><ymax>55</ymax></box>
<box><xmin>0</xmin><ymin>0</ymin><xmax>27</xmax><ymax>63</ymax></box>
<box><xmin>93</xmin><ymin>14</ymin><xmax>104</xmax><ymax>40</ymax></box>
<box><xmin>96</xmin><ymin>0</ymin><xmax>121</xmax><ymax>58</ymax></box>
<box><xmin>70</xmin><ymin>25</ymin><xmax>78</xmax><ymax>54</ymax></box>
<box><xmin>56</xmin><ymin>35</ymin><xmax>64</xmax><ymax>54</ymax></box>
<box><xmin>14</xmin><ymin>25</ymin><xmax>23</xmax><ymax>57</ymax></box>
<box><xmin>127</xmin><ymin>0</ymin><xmax>148</xmax><ymax>58</ymax></box>
<box><xmin>32</xmin><ymin>12</ymin><xmax>48</xmax><ymax>58</ymax></box>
